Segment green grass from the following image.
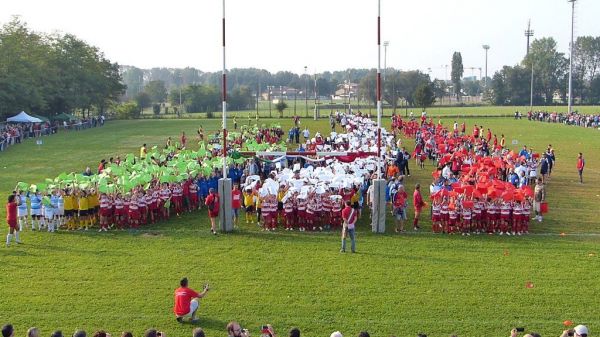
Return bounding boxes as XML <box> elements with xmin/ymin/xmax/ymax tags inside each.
<box><xmin>1</xmin><ymin>114</ymin><xmax>599</xmax><ymax>337</ymax></box>
<box><xmin>141</xmin><ymin>103</ymin><xmax>600</xmax><ymax>119</ymax></box>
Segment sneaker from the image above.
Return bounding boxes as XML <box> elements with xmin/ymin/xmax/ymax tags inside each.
<box><xmin>176</xmin><ymin>317</ymin><xmax>184</xmax><ymax>323</ymax></box>
<box><xmin>340</xmin><ymin>249</ymin><xmax>346</xmax><ymax>253</ymax></box>
<box><xmin>499</xmin><ymin>232</ymin><xmax>503</xmax><ymax>236</ymax></box>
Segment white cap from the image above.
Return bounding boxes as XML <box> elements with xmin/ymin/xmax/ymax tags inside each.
<box><xmin>330</xmin><ymin>332</ymin><xmax>343</xmax><ymax>337</ymax></box>
<box><xmin>574</xmin><ymin>325</ymin><xmax>589</xmax><ymax>336</ymax></box>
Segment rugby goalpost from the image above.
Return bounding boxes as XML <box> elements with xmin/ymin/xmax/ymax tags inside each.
<box><xmin>219</xmin><ymin>0</ymin><xmax>387</xmax><ymax>233</ymax></box>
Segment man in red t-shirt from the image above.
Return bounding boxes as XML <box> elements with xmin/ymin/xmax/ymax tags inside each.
<box><xmin>6</xmin><ymin>194</ymin><xmax>21</xmax><ymax>247</ymax></box>
<box><xmin>205</xmin><ymin>188</ymin><xmax>220</xmax><ymax>234</ymax></box>
<box><xmin>340</xmin><ymin>201</ymin><xmax>357</xmax><ymax>253</ymax></box>
<box><xmin>577</xmin><ymin>152</ymin><xmax>585</xmax><ymax>184</ymax></box>
<box><xmin>231</xmin><ymin>184</ymin><xmax>242</xmax><ymax>228</ymax></box>
<box><xmin>174</xmin><ymin>277</ymin><xmax>209</xmax><ymax>323</ymax></box>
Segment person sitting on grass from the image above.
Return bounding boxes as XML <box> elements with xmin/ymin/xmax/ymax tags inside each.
<box><xmin>1</xmin><ymin>324</ymin><xmax>14</xmax><ymax>337</ymax></box>
<box><xmin>174</xmin><ymin>277</ymin><xmax>209</xmax><ymax>323</ymax></box>
<box><xmin>26</xmin><ymin>328</ymin><xmax>40</xmax><ymax>337</ymax></box>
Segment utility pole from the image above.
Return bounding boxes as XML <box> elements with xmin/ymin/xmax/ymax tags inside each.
<box><xmin>568</xmin><ymin>0</ymin><xmax>577</xmax><ymax>114</ymax></box>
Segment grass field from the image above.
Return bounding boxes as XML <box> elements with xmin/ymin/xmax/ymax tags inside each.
<box><xmin>1</xmin><ymin>111</ymin><xmax>599</xmax><ymax>337</ymax></box>
<box><xmin>141</xmin><ymin>103</ymin><xmax>600</xmax><ymax>119</ymax></box>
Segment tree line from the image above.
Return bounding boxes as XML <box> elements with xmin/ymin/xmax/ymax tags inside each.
<box><xmin>0</xmin><ymin>17</ymin><xmax>124</xmax><ymax>119</ymax></box>
<box><xmin>490</xmin><ymin>37</ymin><xmax>600</xmax><ymax>105</ymax></box>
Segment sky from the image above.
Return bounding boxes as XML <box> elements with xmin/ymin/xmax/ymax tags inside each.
<box><xmin>1</xmin><ymin>0</ymin><xmax>599</xmax><ymax>80</ymax></box>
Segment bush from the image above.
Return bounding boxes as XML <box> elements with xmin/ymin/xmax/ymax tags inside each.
<box><xmin>115</xmin><ymin>101</ymin><xmax>140</xmax><ymax>119</ymax></box>
<box><xmin>152</xmin><ymin>104</ymin><xmax>161</xmax><ymax>115</ymax></box>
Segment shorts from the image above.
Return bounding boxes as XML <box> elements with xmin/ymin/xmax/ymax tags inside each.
<box><xmin>79</xmin><ymin>210</ymin><xmax>88</xmax><ymax>217</ymax></box>
<box><xmin>31</xmin><ymin>208</ymin><xmax>42</xmax><ymax>217</ymax></box>
<box><xmin>394</xmin><ymin>209</ymin><xmax>405</xmax><ymax>221</ymax></box>
<box><xmin>64</xmin><ymin>209</ymin><xmax>74</xmax><ymax>217</ymax></box>
<box><xmin>432</xmin><ymin>214</ymin><xmax>441</xmax><ymax>222</ymax></box>
<box><xmin>8</xmin><ymin>219</ymin><xmax>18</xmax><ymax>229</ymax></box>
<box><xmin>232</xmin><ymin>208</ymin><xmax>239</xmax><ymax>217</ymax></box>
<box><xmin>17</xmin><ymin>208</ymin><xmax>28</xmax><ymax>217</ymax></box>
<box><xmin>100</xmin><ymin>209</ymin><xmax>113</xmax><ymax>217</ymax></box>
<box><xmin>501</xmin><ymin>214</ymin><xmax>510</xmax><ymax>220</ymax></box>
<box><xmin>57</xmin><ymin>207</ymin><xmax>64</xmax><ymax>216</ymax></box>
<box><xmin>208</xmin><ymin>210</ymin><xmax>219</xmax><ymax>218</ymax></box>
<box><xmin>45</xmin><ymin>210</ymin><xmax>54</xmax><ymax>219</ymax></box>
<box><xmin>177</xmin><ymin>299</ymin><xmax>199</xmax><ymax>318</ymax></box>
<box><xmin>245</xmin><ymin>205</ymin><xmax>255</xmax><ymax>213</ymax></box>
<box><xmin>128</xmin><ymin>211</ymin><xmax>140</xmax><ymax>220</ymax></box>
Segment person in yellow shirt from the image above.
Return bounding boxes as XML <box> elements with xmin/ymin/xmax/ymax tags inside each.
<box><xmin>88</xmin><ymin>189</ymin><xmax>99</xmax><ymax>227</ymax></box>
<box><xmin>255</xmin><ymin>191</ymin><xmax>262</xmax><ymax>226</ymax></box>
<box><xmin>277</xmin><ymin>185</ymin><xmax>286</xmax><ymax>226</ymax></box>
<box><xmin>350</xmin><ymin>187</ymin><xmax>361</xmax><ymax>218</ymax></box>
<box><xmin>140</xmin><ymin>143</ymin><xmax>147</xmax><ymax>160</ymax></box>
<box><xmin>242</xmin><ymin>187</ymin><xmax>255</xmax><ymax>224</ymax></box>
<box><xmin>63</xmin><ymin>190</ymin><xmax>75</xmax><ymax>230</ymax></box>
<box><xmin>78</xmin><ymin>190</ymin><xmax>90</xmax><ymax>230</ymax></box>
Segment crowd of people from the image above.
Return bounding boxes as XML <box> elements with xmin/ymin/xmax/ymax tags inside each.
<box><xmin>0</xmin><ymin>116</ymin><xmax>105</xmax><ymax>152</ymax></box>
<box><xmin>7</xmin><ymin>107</ymin><xmax>574</xmax><ymax>247</ymax></box>
<box><xmin>387</xmin><ymin>114</ymin><xmax>555</xmax><ymax>235</ymax></box>
<box><xmin>527</xmin><ymin>110</ymin><xmax>600</xmax><ymax>129</ymax></box>
<box><xmin>0</xmin><ymin>323</ymin><xmax>590</xmax><ymax>337</ymax></box>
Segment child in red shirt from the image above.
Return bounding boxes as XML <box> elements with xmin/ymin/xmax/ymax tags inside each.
<box><xmin>6</xmin><ymin>194</ymin><xmax>22</xmax><ymax>246</ymax></box>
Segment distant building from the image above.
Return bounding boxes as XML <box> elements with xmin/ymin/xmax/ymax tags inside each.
<box><xmin>261</xmin><ymin>86</ymin><xmax>301</xmax><ymax>100</ymax></box>
<box><xmin>334</xmin><ymin>82</ymin><xmax>359</xmax><ymax>100</ymax></box>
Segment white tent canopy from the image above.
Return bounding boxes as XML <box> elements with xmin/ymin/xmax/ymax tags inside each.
<box><xmin>6</xmin><ymin>111</ymin><xmax>42</xmax><ymax>123</ymax></box>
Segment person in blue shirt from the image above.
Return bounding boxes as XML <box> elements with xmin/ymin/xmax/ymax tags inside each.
<box><xmin>198</xmin><ymin>176</ymin><xmax>209</xmax><ymax>204</ymax></box>
<box><xmin>28</xmin><ymin>191</ymin><xmax>43</xmax><ymax>230</ymax></box>
<box><xmin>208</xmin><ymin>173</ymin><xmax>219</xmax><ymax>192</ymax></box>
<box><xmin>518</xmin><ymin>145</ymin><xmax>530</xmax><ymax>160</ymax></box>
<box><xmin>17</xmin><ymin>190</ymin><xmax>28</xmax><ymax>231</ymax></box>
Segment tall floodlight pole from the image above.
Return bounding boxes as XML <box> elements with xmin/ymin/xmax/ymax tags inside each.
<box><xmin>313</xmin><ymin>71</ymin><xmax>318</xmax><ymax>120</ymax></box>
<box><xmin>383</xmin><ymin>41</ymin><xmax>389</xmax><ymax>81</ymax></box>
<box><xmin>219</xmin><ymin>0</ymin><xmax>233</xmax><ymax>232</ymax></box>
<box><xmin>568</xmin><ymin>0</ymin><xmax>576</xmax><ymax>114</ymax></box>
<box><xmin>376</xmin><ymin>1</ymin><xmax>382</xmax><ymax>178</ymax></box>
<box><xmin>371</xmin><ymin>0</ymin><xmax>386</xmax><ymax>233</ymax></box>
<box><xmin>482</xmin><ymin>45</ymin><xmax>490</xmax><ymax>89</ymax></box>
<box><xmin>525</xmin><ymin>20</ymin><xmax>534</xmax><ymax>56</ymax></box>
<box><xmin>304</xmin><ymin>66</ymin><xmax>308</xmax><ymax>117</ymax></box>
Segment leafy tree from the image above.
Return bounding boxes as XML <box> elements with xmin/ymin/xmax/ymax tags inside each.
<box><xmin>451</xmin><ymin>52</ymin><xmax>464</xmax><ymax>100</ymax></box>
<box><xmin>228</xmin><ymin>85</ymin><xmax>253</xmax><ymax>110</ymax></box>
<box><xmin>490</xmin><ymin>65</ymin><xmax>532</xmax><ymax>106</ymax></box>
<box><xmin>144</xmin><ymin>80</ymin><xmax>167</xmax><ymax>103</ymax></box>
<box><xmin>413</xmin><ymin>82</ymin><xmax>435</xmax><ymax>111</ymax></box>
<box><xmin>574</xmin><ymin>36</ymin><xmax>600</xmax><ymax>103</ymax></box>
<box><xmin>523</xmin><ymin>38</ymin><xmax>567</xmax><ymax>104</ymax></box>
<box><xmin>0</xmin><ymin>17</ymin><xmax>123</xmax><ymax>118</ymax></box>
<box><xmin>432</xmin><ymin>80</ymin><xmax>447</xmax><ymax>99</ymax></box>
<box><xmin>589</xmin><ymin>77</ymin><xmax>600</xmax><ymax>104</ymax></box>
<box><xmin>358</xmin><ymin>70</ymin><xmax>377</xmax><ymax>105</ymax></box>
<box><xmin>275</xmin><ymin>100</ymin><xmax>288</xmax><ymax>118</ymax></box>
<box><xmin>115</xmin><ymin>101</ymin><xmax>139</xmax><ymax>119</ymax></box>
<box><xmin>122</xmin><ymin>67</ymin><xmax>144</xmax><ymax>98</ymax></box>
<box><xmin>135</xmin><ymin>92</ymin><xmax>151</xmax><ymax>112</ymax></box>
<box><xmin>181</xmin><ymin>84</ymin><xmax>220</xmax><ymax>113</ymax></box>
